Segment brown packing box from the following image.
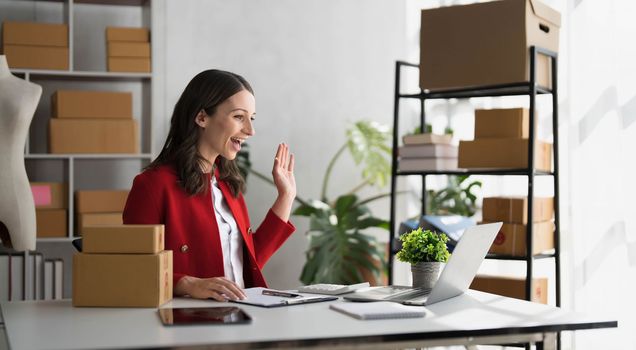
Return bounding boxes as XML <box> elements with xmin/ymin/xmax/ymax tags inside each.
<box><xmin>49</xmin><ymin>119</ymin><xmax>139</xmax><ymax>154</ymax></box>
<box><xmin>107</xmin><ymin>57</ymin><xmax>151</xmax><ymax>73</ymax></box>
<box><xmin>73</xmin><ymin>250</ymin><xmax>172</xmax><ymax>307</ymax></box>
<box><xmin>474</xmin><ymin>108</ymin><xmax>529</xmax><ymax>139</ymax></box>
<box><xmin>420</xmin><ymin>0</ymin><xmax>561</xmax><ymax>90</ymax></box>
<box><xmin>107</xmin><ymin>42</ymin><xmax>150</xmax><ymax>58</ymax></box>
<box><xmin>30</xmin><ymin>182</ymin><xmax>67</xmax><ymax>209</ymax></box>
<box><xmin>458</xmin><ymin>138</ymin><xmax>552</xmax><ymax>171</ymax></box>
<box><xmin>52</xmin><ymin>90</ymin><xmax>133</xmax><ymax>119</ymax></box>
<box><xmin>470</xmin><ymin>275</ymin><xmax>548</xmax><ymax>304</ymax></box>
<box><xmin>75</xmin><ymin>190</ymin><xmax>129</xmax><ymax>214</ymax></box>
<box><xmin>2</xmin><ymin>21</ymin><xmax>68</xmax><ymax>47</ymax></box>
<box><xmin>484</xmin><ymin>220</ymin><xmax>554</xmax><ymax>256</ymax></box>
<box><xmin>36</xmin><ymin>209</ymin><xmax>67</xmax><ymax>238</ymax></box>
<box><xmin>482</xmin><ymin>196</ymin><xmax>554</xmax><ymax>224</ymax></box>
<box><xmin>82</xmin><ymin>225</ymin><xmax>164</xmax><ymax>254</ymax></box>
<box><xmin>76</xmin><ymin>212</ymin><xmax>123</xmax><ymax>236</ymax></box>
<box><xmin>3</xmin><ymin>45</ymin><xmax>69</xmax><ymax>70</ymax></box>
<box><xmin>106</xmin><ymin>27</ymin><xmax>150</xmax><ymax>42</ymax></box>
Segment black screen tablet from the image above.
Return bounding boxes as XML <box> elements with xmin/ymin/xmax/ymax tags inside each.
<box><xmin>158</xmin><ymin>307</ymin><xmax>251</xmax><ymax>326</ymax></box>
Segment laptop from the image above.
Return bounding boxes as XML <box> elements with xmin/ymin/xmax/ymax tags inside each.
<box><xmin>344</xmin><ymin>222</ymin><xmax>503</xmax><ymax>306</ymax></box>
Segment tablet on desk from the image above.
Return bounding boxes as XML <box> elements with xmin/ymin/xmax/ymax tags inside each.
<box><xmin>158</xmin><ymin>307</ymin><xmax>251</xmax><ymax>326</ymax></box>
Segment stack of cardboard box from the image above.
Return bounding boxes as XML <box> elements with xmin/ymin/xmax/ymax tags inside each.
<box><xmin>2</xmin><ymin>21</ymin><xmax>69</xmax><ymax>70</ymax></box>
<box><xmin>470</xmin><ymin>275</ymin><xmax>548</xmax><ymax>304</ymax></box>
<box><xmin>106</xmin><ymin>26</ymin><xmax>151</xmax><ymax>73</ymax></box>
<box><xmin>30</xmin><ymin>182</ymin><xmax>68</xmax><ymax>238</ymax></box>
<box><xmin>458</xmin><ymin>108</ymin><xmax>552</xmax><ymax>171</ymax></box>
<box><xmin>75</xmin><ymin>190</ymin><xmax>129</xmax><ymax>236</ymax></box>
<box><xmin>482</xmin><ymin>196</ymin><xmax>555</xmax><ymax>257</ymax></box>
<box><xmin>398</xmin><ymin>133</ymin><xmax>458</xmax><ymax>171</ymax></box>
<box><xmin>73</xmin><ymin>225</ymin><xmax>172</xmax><ymax>307</ymax></box>
<box><xmin>48</xmin><ymin>89</ymin><xmax>138</xmax><ymax>153</ymax></box>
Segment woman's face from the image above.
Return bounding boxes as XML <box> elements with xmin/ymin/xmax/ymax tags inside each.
<box><xmin>196</xmin><ymin>89</ymin><xmax>256</xmax><ymax>162</ymax></box>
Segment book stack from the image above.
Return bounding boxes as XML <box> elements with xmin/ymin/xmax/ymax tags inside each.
<box><xmin>398</xmin><ymin>133</ymin><xmax>458</xmax><ymax>172</ymax></box>
<box><xmin>0</xmin><ymin>253</ymin><xmax>62</xmax><ymax>301</ymax></box>
<box><xmin>73</xmin><ymin>225</ymin><xmax>172</xmax><ymax>307</ymax></box>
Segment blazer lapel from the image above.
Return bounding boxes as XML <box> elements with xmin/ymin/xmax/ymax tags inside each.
<box><xmin>214</xmin><ymin>169</ymin><xmax>256</xmax><ymax>257</ymax></box>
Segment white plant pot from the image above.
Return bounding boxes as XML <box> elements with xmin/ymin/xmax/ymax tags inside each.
<box><xmin>411</xmin><ymin>262</ymin><xmax>444</xmax><ymax>289</ymax></box>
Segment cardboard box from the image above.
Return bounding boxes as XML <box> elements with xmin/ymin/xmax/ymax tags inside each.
<box><xmin>458</xmin><ymin>138</ymin><xmax>552</xmax><ymax>171</ymax></box>
<box><xmin>482</xmin><ymin>196</ymin><xmax>554</xmax><ymax>224</ymax></box>
<box><xmin>36</xmin><ymin>209</ymin><xmax>67</xmax><ymax>238</ymax></box>
<box><xmin>106</xmin><ymin>27</ymin><xmax>150</xmax><ymax>42</ymax></box>
<box><xmin>82</xmin><ymin>225</ymin><xmax>164</xmax><ymax>254</ymax></box>
<box><xmin>2</xmin><ymin>21</ymin><xmax>68</xmax><ymax>47</ymax></box>
<box><xmin>73</xmin><ymin>250</ymin><xmax>172</xmax><ymax>307</ymax></box>
<box><xmin>107</xmin><ymin>42</ymin><xmax>150</xmax><ymax>57</ymax></box>
<box><xmin>3</xmin><ymin>45</ymin><xmax>69</xmax><ymax>70</ymax></box>
<box><xmin>470</xmin><ymin>275</ymin><xmax>548</xmax><ymax>304</ymax></box>
<box><xmin>107</xmin><ymin>57</ymin><xmax>151</xmax><ymax>73</ymax></box>
<box><xmin>49</xmin><ymin>119</ymin><xmax>138</xmax><ymax>154</ymax></box>
<box><xmin>76</xmin><ymin>212</ymin><xmax>122</xmax><ymax>236</ymax></box>
<box><xmin>30</xmin><ymin>182</ymin><xmax>67</xmax><ymax>209</ymax></box>
<box><xmin>475</xmin><ymin>108</ymin><xmax>529</xmax><ymax>139</ymax></box>
<box><xmin>420</xmin><ymin>0</ymin><xmax>561</xmax><ymax>90</ymax></box>
<box><xmin>484</xmin><ymin>220</ymin><xmax>554</xmax><ymax>256</ymax></box>
<box><xmin>52</xmin><ymin>90</ymin><xmax>133</xmax><ymax>119</ymax></box>
<box><xmin>75</xmin><ymin>190</ymin><xmax>129</xmax><ymax>214</ymax></box>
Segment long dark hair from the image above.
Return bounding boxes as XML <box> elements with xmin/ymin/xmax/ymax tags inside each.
<box><xmin>148</xmin><ymin>69</ymin><xmax>253</xmax><ymax>197</ymax></box>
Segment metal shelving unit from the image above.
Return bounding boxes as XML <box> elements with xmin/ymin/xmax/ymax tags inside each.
<box><xmin>388</xmin><ymin>46</ymin><xmax>561</xmax><ymax>310</ymax></box>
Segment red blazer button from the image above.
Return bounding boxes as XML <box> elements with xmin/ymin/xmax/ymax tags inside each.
<box><xmin>181</xmin><ymin>245</ymin><xmax>189</xmax><ymax>253</ymax></box>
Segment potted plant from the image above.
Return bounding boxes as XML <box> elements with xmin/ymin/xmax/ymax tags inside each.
<box><xmin>396</xmin><ymin>227</ymin><xmax>450</xmax><ymax>289</ymax></box>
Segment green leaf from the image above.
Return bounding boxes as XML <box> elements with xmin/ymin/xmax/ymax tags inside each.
<box><xmin>345</xmin><ymin>120</ymin><xmax>392</xmax><ymax>188</ymax></box>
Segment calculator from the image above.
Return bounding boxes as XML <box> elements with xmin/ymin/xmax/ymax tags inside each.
<box><xmin>297</xmin><ymin>282</ymin><xmax>370</xmax><ymax>295</ymax></box>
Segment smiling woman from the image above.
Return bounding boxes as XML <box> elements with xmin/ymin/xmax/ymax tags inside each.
<box><xmin>122</xmin><ymin>70</ymin><xmax>297</xmax><ymax>301</ymax></box>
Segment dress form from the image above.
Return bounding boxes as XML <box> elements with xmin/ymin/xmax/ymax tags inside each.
<box><xmin>0</xmin><ymin>55</ymin><xmax>42</xmax><ymax>251</ymax></box>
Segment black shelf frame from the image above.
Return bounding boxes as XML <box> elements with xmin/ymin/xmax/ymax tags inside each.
<box><xmin>388</xmin><ymin>46</ymin><xmax>561</xmax><ymax>310</ymax></box>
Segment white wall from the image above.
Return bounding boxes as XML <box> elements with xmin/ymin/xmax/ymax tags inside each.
<box><xmin>157</xmin><ymin>0</ymin><xmax>407</xmax><ymax>289</ymax></box>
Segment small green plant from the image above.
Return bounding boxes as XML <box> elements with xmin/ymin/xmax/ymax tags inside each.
<box><xmin>396</xmin><ymin>228</ymin><xmax>450</xmax><ymax>264</ymax></box>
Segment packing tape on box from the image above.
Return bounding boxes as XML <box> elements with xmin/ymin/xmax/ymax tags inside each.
<box><xmin>511</xmin><ymin>224</ymin><xmax>519</xmax><ymax>256</ymax></box>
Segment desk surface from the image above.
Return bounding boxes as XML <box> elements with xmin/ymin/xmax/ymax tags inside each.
<box><xmin>1</xmin><ymin>290</ymin><xmax>617</xmax><ymax>350</ymax></box>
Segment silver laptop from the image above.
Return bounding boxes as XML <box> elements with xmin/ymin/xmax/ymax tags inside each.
<box><xmin>344</xmin><ymin>222</ymin><xmax>503</xmax><ymax>306</ymax></box>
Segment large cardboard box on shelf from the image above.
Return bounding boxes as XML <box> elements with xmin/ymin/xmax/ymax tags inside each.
<box><xmin>483</xmin><ymin>220</ymin><xmax>554</xmax><ymax>256</ymax></box>
<box><xmin>107</xmin><ymin>42</ymin><xmax>150</xmax><ymax>58</ymax></box>
<box><xmin>73</xmin><ymin>250</ymin><xmax>172</xmax><ymax>307</ymax></box>
<box><xmin>52</xmin><ymin>90</ymin><xmax>133</xmax><ymax>119</ymax></box>
<box><xmin>30</xmin><ymin>182</ymin><xmax>67</xmax><ymax>209</ymax></box>
<box><xmin>474</xmin><ymin>108</ymin><xmax>529</xmax><ymax>139</ymax></box>
<box><xmin>107</xmin><ymin>57</ymin><xmax>151</xmax><ymax>73</ymax></box>
<box><xmin>75</xmin><ymin>190</ymin><xmax>129</xmax><ymax>214</ymax></box>
<box><xmin>458</xmin><ymin>138</ymin><xmax>552</xmax><ymax>171</ymax></box>
<box><xmin>420</xmin><ymin>0</ymin><xmax>561</xmax><ymax>90</ymax></box>
<box><xmin>82</xmin><ymin>225</ymin><xmax>164</xmax><ymax>254</ymax></box>
<box><xmin>2</xmin><ymin>21</ymin><xmax>68</xmax><ymax>47</ymax></box>
<box><xmin>482</xmin><ymin>196</ymin><xmax>554</xmax><ymax>224</ymax></box>
<box><xmin>76</xmin><ymin>212</ymin><xmax>123</xmax><ymax>236</ymax></box>
<box><xmin>106</xmin><ymin>27</ymin><xmax>150</xmax><ymax>42</ymax></box>
<box><xmin>49</xmin><ymin>119</ymin><xmax>139</xmax><ymax>154</ymax></box>
<box><xmin>35</xmin><ymin>209</ymin><xmax>67</xmax><ymax>238</ymax></box>
<box><xmin>2</xmin><ymin>45</ymin><xmax>69</xmax><ymax>70</ymax></box>
<box><xmin>470</xmin><ymin>275</ymin><xmax>548</xmax><ymax>304</ymax></box>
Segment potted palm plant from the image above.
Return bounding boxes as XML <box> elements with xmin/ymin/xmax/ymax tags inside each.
<box><xmin>396</xmin><ymin>228</ymin><xmax>450</xmax><ymax>289</ymax></box>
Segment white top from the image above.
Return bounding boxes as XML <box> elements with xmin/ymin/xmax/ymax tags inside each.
<box><xmin>0</xmin><ymin>290</ymin><xmax>616</xmax><ymax>350</ymax></box>
<box><xmin>211</xmin><ymin>176</ymin><xmax>244</xmax><ymax>288</ymax></box>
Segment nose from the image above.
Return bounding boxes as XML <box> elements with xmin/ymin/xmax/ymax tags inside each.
<box><xmin>243</xmin><ymin>119</ymin><xmax>255</xmax><ymax>136</ymax></box>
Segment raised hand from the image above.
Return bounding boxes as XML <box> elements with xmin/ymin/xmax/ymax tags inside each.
<box><xmin>271</xmin><ymin>143</ymin><xmax>296</xmax><ymax>222</ymax></box>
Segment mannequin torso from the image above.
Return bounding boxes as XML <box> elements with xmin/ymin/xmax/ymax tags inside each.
<box><xmin>0</xmin><ymin>55</ymin><xmax>43</xmax><ymax>250</ymax></box>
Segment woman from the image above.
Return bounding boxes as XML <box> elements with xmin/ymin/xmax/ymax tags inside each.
<box><xmin>123</xmin><ymin>69</ymin><xmax>296</xmax><ymax>301</ymax></box>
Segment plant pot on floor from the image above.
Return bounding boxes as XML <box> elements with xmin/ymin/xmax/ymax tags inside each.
<box><xmin>411</xmin><ymin>261</ymin><xmax>444</xmax><ymax>289</ymax></box>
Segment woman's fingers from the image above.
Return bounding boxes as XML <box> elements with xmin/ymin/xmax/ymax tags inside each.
<box><xmin>288</xmin><ymin>152</ymin><xmax>295</xmax><ymax>173</ymax></box>
<box><xmin>212</xmin><ymin>277</ymin><xmax>246</xmax><ymax>300</ymax></box>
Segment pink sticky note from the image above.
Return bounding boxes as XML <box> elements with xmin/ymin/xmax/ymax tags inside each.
<box><xmin>31</xmin><ymin>185</ymin><xmax>52</xmax><ymax>206</ymax></box>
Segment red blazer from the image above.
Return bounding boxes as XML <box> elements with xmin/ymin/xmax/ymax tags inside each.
<box><xmin>122</xmin><ymin>164</ymin><xmax>295</xmax><ymax>289</ymax></box>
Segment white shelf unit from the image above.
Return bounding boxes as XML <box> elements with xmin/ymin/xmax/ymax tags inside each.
<box><xmin>1</xmin><ymin>0</ymin><xmax>164</xmax><ymax>299</ymax></box>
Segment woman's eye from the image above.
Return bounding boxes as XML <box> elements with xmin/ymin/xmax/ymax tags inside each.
<box><xmin>233</xmin><ymin>115</ymin><xmax>244</xmax><ymax>120</ymax></box>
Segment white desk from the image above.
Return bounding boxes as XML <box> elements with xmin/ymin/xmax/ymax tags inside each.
<box><xmin>0</xmin><ymin>290</ymin><xmax>616</xmax><ymax>350</ymax></box>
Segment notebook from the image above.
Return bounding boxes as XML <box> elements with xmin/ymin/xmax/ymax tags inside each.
<box><xmin>329</xmin><ymin>301</ymin><xmax>427</xmax><ymax>320</ymax></box>
<box><xmin>230</xmin><ymin>287</ymin><xmax>337</xmax><ymax>308</ymax></box>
